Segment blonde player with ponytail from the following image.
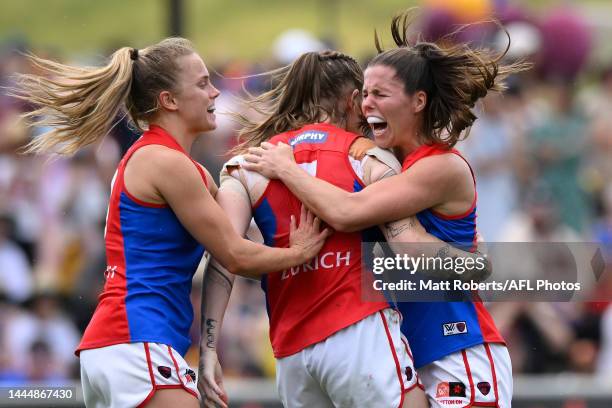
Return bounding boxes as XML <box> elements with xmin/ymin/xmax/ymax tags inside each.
<box><xmin>13</xmin><ymin>38</ymin><xmax>329</xmax><ymax>408</ymax></box>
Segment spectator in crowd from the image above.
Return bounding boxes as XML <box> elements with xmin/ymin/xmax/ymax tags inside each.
<box><xmin>0</xmin><ymin>213</ymin><xmax>32</xmax><ymax>302</ymax></box>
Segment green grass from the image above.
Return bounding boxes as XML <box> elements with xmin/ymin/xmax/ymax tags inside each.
<box><xmin>0</xmin><ymin>0</ymin><xmax>609</xmax><ymax>63</ymax></box>
<box><xmin>0</xmin><ymin>0</ymin><xmax>421</xmax><ymax>62</ymax></box>
<box><xmin>0</xmin><ymin>0</ymin><xmax>165</xmax><ymax>57</ymax></box>
<box><xmin>188</xmin><ymin>0</ymin><xmax>421</xmax><ymax>61</ymax></box>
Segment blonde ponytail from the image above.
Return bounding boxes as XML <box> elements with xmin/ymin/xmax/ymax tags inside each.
<box><xmin>13</xmin><ymin>48</ymin><xmax>134</xmax><ymax>155</ymax></box>
<box><xmin>11</xmin><ymin>37</ymin><xmax>196</xmax><ymax>155</ymax></box>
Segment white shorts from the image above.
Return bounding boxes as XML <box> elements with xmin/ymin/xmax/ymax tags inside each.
<box><xmin>418</xmin><ymin>343</ymin><xmax>512</xmax><ymax>408</ymax></box>
<box><xmin>276</xmin><ymin>308</ymin><xmax>420</xmax><ymax>408</ymax></box>
<box><xmin>80</xmin><ymin>342</ymin><xmax>199</xmax><ymax>408</ymax></box>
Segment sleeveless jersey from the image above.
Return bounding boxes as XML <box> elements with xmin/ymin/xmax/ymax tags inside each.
<box><xmin>253</xmin><ymin>123</ymin><xmax>389</xmax><ymax>358</ymax></box>
<box><xmin>397</xmin><ymin>144</ymin><xmax>505</xmax><ymax>368</ymax></box>
<box><xmin>77</xmin><ymin>125</ymin><xmax>207</xmax><ymax>357</ymax></box>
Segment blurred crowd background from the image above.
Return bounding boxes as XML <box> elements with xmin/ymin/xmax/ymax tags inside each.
<box><xmin>1</xmin><ymin>0</ymin><xmax>612</xmax><ymax>405</ymax></box>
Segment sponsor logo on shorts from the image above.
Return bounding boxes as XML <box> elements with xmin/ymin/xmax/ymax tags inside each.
<box><xmin>436</xmin><ymin>382</ymin><xmax>450</xmax><ymax>397</ymax></box>
<box><xmin>289</xmin><ymin>131</ymin><xmax>328</xmax><ymax>146</ymax></box>
<box><xmin>442</xmin><ymin>321</ymin><xmax>467</xmax><ymax>336</ymax></box>
<box><xmin>477</xmin><ymin>381</ymin><xmax>491</xmax><ymax>395</ymax></box>
<box><xmin>158</xmin><ymin>365</ymin><xmax>172</xmax><ymax>379</ymax></box>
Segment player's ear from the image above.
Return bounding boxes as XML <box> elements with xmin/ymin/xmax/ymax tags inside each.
<box><xmin>349</xmin><ymin>89</ymin><xmax>360</xmax><ymax>109</ymax></box>
<box><xmin>413</xmin><ymin>90</ymin><xmax>427</xmax><ymax>114</ymax></box>
<box><xmin>347</xmin><ymin>88</ymin><xmax>362</xmax><ymax>116</ymax></box>
<box><xmin>159</xmin><ymin>90</ymin><xmax>179</xmax><ymax>112</ymax></box>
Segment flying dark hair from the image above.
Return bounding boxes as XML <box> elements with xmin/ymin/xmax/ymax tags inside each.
<box><xmin>370</xmin><ymin>10</ymin><xmax>531</xmax><ymax>147</ymax></box>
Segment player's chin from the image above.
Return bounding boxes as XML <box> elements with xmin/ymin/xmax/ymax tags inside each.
<box><xmin>373</xmin><ymin>131</ymin><xmax>393</xmax><ymax>149</ymax></box>
<box><xmin>201</xmin><ymin>119</ymin><xmax>217</xmax><ymax>132</ymax></box>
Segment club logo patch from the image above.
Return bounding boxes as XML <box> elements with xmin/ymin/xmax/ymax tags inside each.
<box><xmin>405</xmin><ymin>366</ymin><xmax>413</xmax><ymax>381</ymax></box>
<box><xmin>477</xmin><ymin>381</ymin><xmax>491</xmax><ymax>395</ymax></box>
<box><xmin>437</xmin><ymin>381</ymin><xmax>467</xmax><ymax>400</ymax></box>
<box><xmin>289</xmin><ymin>131</ymin><xmax>328</xmax><ymax>146</ymax></box>
<box><xmin>158</xmin><ymin>365</ymin><xmax>172</xmax><ymax>379</ymax></box>
<box><xmin>449</xmin><ymin>382</ymin><xmax>466</xmax><ymax>397</ymax></box>
<box><xmin>185</xmin><ymin>368</ymin><xmax>196</xmax><ymax>383</ymax></box>
<box><xmin>443</xmin><ymin>321</ymin><xmax>468</xmax><ymax>336</ymax></box>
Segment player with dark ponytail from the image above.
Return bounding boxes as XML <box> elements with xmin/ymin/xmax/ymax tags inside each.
<box><xmin>244</xmin><ymin>10</ymin><xmax>530</xmax><ymax>407</ymax></box>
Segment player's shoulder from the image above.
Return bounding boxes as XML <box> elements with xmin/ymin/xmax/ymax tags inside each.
<box><xmin>348</xmin><ymin>137</ymin><xmax>377</xmax><ymax>160</ymax></box>
<box><xmin>128</xmin><ymin>144</ymin><xmax>194</xmax><ymax>176</ymax></box>
<box><xmin>221</xmin><ymin>154</ymin><xmax>269</xmax><ymax>187</ymax></box>
<box><xmin>405</xmin><ymin>151</ymin><xmax>473</xmax><ymax>195</ymax></box>
<box><xmin>194</xmin><ymin>162</ymin><xmax>216</xmax><ymax>192</ymax></box>
<box><xmin>222</xmin><ymin>154</ymin><xmax>247</xmax><ymax>179</ymax></box>
<box><xmin>413</xmin><ymin>150</ymin><xmax>471</xmax><ymax>179</ymax></box>
<box><xmin>350</xmin><ymin>138</ymin><xmax>401</xmax><ymax>174</ymax></box>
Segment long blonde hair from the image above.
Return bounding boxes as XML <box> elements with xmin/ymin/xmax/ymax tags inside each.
<box><xmin>11</xmin><ymin>37</ymin><xmax>195</xmax><ymax>155</ymax></box>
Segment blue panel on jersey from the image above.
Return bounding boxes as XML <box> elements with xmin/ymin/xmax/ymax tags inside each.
<box><xmin>416</xmin><ymin>208</ymin><xmax>476</xmax><ymax>251</ymax></box>
<box><xmin>399</xmin><ymin>301</ymin><xmax>484</xmax><ymax>368</ymax></box>
<box><xmin>253</xmin><ymin>198</ymin><xmax>277</xmax><ymax>247</ymax></box>
<box><xmin>353</xmin><ymin>179</ymin><xmax>386</xmax><ymax>242</ymax></box>
<box><xmin>119</xmin><ymin>192</ymin><xmax>204</xmax><ymax>356</ymax></box>
<box><xmin>260</xmin><ymin>275</ymin><xmax>271</xmax><ymax>319</ymax></box>
<box><xmin>400</xmin><ymin>206</ymin><xmax>482</xmax><ymax>367</ymax></box>
<box><xmin>354</xmin><ymin>179</ymin><xmax>394</xmax><ymax>306</ymax></box>
<box><xmin>253</xmin><ymin>198</ymin><xmax>277</xmax><ymax>318</ymax></box>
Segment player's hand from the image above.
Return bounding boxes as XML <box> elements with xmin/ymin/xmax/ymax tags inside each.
<box><xmin>198</xmin><ymin>350</ymin><xmax>228</xmax><ymax>408</ymax></box>
<box><xmin>289</xmin><ymin>204</ymin><xmax>332</xmax><ymax>263</ymax></box>
<box><xmin>474</xmin><ymin>232</ymin><xmax>493</xmax><ymax>281</ymax></box>
<box><xmin>243</xmin><ymin>142</ymin><xmax>295</xmax><ymax>179</ymax></box>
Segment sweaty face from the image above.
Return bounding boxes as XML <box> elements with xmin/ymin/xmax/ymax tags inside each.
<box><xmin>361</xmin><ymin>64</ymin><xmax>419</xmax><ymax>150</ymax></box>
<box><xmin>174</xmin><ymin>53</ymin><xmax>220</xmax><ymax>133</ymax></box>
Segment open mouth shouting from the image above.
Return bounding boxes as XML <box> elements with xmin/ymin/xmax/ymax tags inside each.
<box><xmin>367</xmin><ymin>116</ymin><xmax>388</xmax><ymax>137</ymax></box>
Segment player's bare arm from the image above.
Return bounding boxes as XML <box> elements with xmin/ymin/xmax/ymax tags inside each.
<box><xmin>198</xmin><ymin>174</ymin><xmax>253</xmax><ymax>408</ymax></box>
<box><xmin>362</xmin><ymin>146</ymin><xmax>490</xmax><ymax>281</ymax></box>
<box><xmin>127</xmin><ymin>145</ymin><xmax>330</xmax><ymax>278</ymax></box>
<box><xmin>243</xmin><ymin>141</ymin><xmax>472</xmax><ymax>232</ymax></box>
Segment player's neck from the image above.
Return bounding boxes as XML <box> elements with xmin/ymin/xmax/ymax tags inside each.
<box><xmin>150</xmin><ymin>117</ymin><xmax>197</xmax><ymax>153</ymax></box>
<box><xmin>395</xmin><ymin>134</ymin><xmax>421</xmax><ymax>161</ymax></box>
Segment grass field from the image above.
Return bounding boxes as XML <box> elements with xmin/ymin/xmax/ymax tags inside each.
<box><xmin>1</xmin><ymin>0</ymin><xmax>608</xmax><ymax>64</ymax></box>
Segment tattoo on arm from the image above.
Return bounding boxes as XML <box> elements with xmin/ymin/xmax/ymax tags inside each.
<box><xmin>435</xmin><ymin>244</ymin><xmax>451</xmax><ymax>259</ymax></box>
<box><xmin>384</xmin><ymin>218</ymin><xmax>417</xmax><ymax>239</ymax></box>
<box><xmin>205</xmin><ymin>318</ymin><xmax>217</xmax><ymax>349</ymax></box>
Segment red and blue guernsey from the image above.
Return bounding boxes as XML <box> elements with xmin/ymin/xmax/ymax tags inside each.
<box><xmin>398</xmin><ymin>144</ymin><xmax>505</xmax><ymax>368</ymax></box>
<box><xmin>253</xmin><ymin>123</ymin><xmax>389</xmax><ymax>358</ymax></box>
<box><xmin>77</xmin><ymin>125</ymin><xmax>207</xmax><ymax>357</ymax></box>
